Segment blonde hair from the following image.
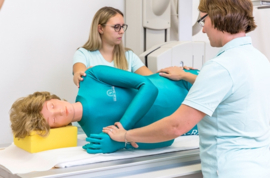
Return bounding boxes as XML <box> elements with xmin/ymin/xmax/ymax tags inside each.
<box><xmin>10</xmin><ymin>92</ymin><xmax>60</xmax><ymax>139</ymax></box>
<box><xmin>198</xmin><ymin>0</ymin><xmax>256</xmax><ymax>34</ymax></box>
<box><xmin>81</xmin><ymin>6</ymin><xmax>128</xmax><ymax>70</ymax></box>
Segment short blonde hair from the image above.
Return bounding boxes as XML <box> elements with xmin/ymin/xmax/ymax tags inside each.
<box><xmin>198</xmin><ymin>0</ymin><xmax>256</xmax><ymax>34</ymax></box>
<box><xmin>81</xmin><ymin>6</ymin><xmax>129</xmax><ymax>70</ymax></box>
<box><xmin>10</xmin><ymin>92</ymin><xmax>60</xmax><ymax>139</ymax></box>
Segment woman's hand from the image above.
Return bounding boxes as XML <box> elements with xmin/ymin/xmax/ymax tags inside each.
<box><xmin>157</xmin><ymin>66</ymin><xmax>187</xmax><ymax>81</ymax></box>
<box><xmin>103</xmin><ymin>122</ymin><xmax>138</xmax><ymax>148</ymax></box>
<box><xmin>73</xmin><ymin>71</ymin><xmax>86</xmax><ymax>88</ymax></box>
<box><xmin>183</xmin><ymin>66</ymin><xmax>196</xmax><ymax>70</ymax></box>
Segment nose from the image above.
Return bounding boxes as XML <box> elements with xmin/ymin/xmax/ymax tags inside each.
<box><xmin>119</xmin><ymin>27</ymin><xmax>124</xmax><ymax>34</ymax></box>
<box><xmin>202</xmin><ymin>26</ymin><xmax>205</xmax><ymax>33</ymax></box>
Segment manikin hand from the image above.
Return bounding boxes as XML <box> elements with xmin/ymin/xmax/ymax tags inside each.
<box><xmin>83</xmin><ymin>132</ymin><xmax>125</xmax><ymax>154</ymax></box>
<box><xmin>73</xmin><ymin>71</ymin><xmax>86</xmax><ymax>88</ymax></box>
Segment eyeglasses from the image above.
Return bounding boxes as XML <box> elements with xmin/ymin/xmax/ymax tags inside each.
<box><xmin>103</xmin><ymin>24</ymin><xmax>128</xmax><ymax>32</ymax></box>
<box><xmin>197</xmin><ymin>14</ymin><xmax>208</xmax><ymax>27</ymax></box>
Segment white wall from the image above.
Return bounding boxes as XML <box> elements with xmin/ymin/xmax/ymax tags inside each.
<box><xmin>191</xmin><ymin>1</ymin><xmax>270</xmax><ymax>61</ymax></box>
<box><xmin>0</xmin><ymin>0</ymin><xmax>124</xmax><ymax>146</ymax></box>
<box><xmin>248</xmin><ymin>7</ymin><xmax>270</xmax><ymax>61</ymax></box>
<box><xmin>191</xmin><ymin>0</ymin><xmax>209</xmax><ymax>43</ymax></box>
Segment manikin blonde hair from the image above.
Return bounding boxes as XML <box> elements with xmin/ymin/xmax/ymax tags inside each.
<box><xmin>10</xmin><ymin>92</ymin><xmax>61</xmax><ymax>139</ymax></box>
<box><xmin>81</xmin><ymin>6</ymin><xmax>128</xmax><ymax>70</ymax></box>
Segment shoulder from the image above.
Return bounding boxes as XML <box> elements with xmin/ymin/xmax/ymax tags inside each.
<box><xmin>200</xmin><ymin>60</ymin><xmax>232</xmax><ymax>81</ymax></box>
<box><xmin>76</xmin><ymin>48</ymin><xmax>99</xmax><ymax>55</ymax></box>
<box><xmin>76</xmin><ymin>47</ymin><xmax>89</xmax><ymax>54</ymax></box>
<box><xmin>125</xmin><ymin>49</ymin><xmax>135</xmax><ymax>57</ymax></box>
<box><xmin>125</xmin><ymin>50</ymin><xmax>140</xmax><ymax>61</ymax></box>
<box><xmin>125</xmin><ymin>50</ymin><xmax>137</xmax><ymax>58</ymax></box>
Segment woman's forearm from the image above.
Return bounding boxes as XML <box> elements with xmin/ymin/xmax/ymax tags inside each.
<box><xmin>135</xmin><ymin>66</ymin><xmax>153</xmax><ymax>76</ymax></box>
<box><xmin>125</xmin><ymin>105</ymin><xmax>204</xmax><ymax>143</ymax></box>
<box><xmin>126</xmin><ymin>116</ymin><xmax>179</xmax><ymax>143</ymax></box>
<box><xmin>73</xmin><ymin>63</ymin><xmax>86</xmax><ymax>74</ymax></box>
<box><xmin>183</xmin><ymin>73</ymin><xmax>197</xmax><ymax>84</ymax></box>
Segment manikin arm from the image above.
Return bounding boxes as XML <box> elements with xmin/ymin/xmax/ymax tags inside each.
<box><xmin>83</xmin><ymin>66</ymin><xmax>158</xmax><ymax>154</ymax></box>
<box><xmin>87</xmin><ymin>65</ymin><xmax>158</xmax><ymax>130</ymax></box>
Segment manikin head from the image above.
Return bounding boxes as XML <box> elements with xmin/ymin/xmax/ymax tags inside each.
<box><xmin>10</xmin><ymin>92</ymin><xmax>73</xmax><ymax>139</ymax></box>
<box><xmin>198</xmin><ymin>0</ymin><xmax>256</xmax><ymax>47</ymax></box>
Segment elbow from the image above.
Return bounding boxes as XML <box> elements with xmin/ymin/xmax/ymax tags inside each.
<box><xmin>171</xmin><ymin>126</ymin><xmax>183</xmax><ymax>138</ymax></box>
<box><xmin>170</xmin><ymin>120</ymin><xmax>185</xmax><ymax>138</ymax></box>
<box><xmin>139</xmin><ymin>79</ymin><xmax>159</xmax><ymax>97</ymax></box>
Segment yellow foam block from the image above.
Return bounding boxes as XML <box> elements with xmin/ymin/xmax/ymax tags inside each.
<box><xmin>14</xmin><ymin>126</ymin><xmax>77</xmax><ymax>153</ymax></box>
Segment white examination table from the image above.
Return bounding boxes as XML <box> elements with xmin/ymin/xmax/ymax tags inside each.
<box><xmin>0</xmin><ymin>135</ymin><xmax>202</xmax><ymax>178</ymax></box>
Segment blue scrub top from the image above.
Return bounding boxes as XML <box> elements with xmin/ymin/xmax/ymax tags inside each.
<box><xmin>183</xmin><ymin>36</ymin><xmax>270</xmax><ymax>178</ymax></box>
<box><xmin>73</xmin><ymin>48</ymin><xmax>144</xmax><ymax>73</ymax></box>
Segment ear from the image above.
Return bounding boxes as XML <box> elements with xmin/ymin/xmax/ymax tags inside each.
<box><xmin>98</xmin><ymin>24</ymin><xmax>104</xmax><ymax>35</ymax></box>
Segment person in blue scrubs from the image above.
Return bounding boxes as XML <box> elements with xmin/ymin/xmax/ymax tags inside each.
<box><xmin>73</xmin><ymin>7</ymin><xmax>152</xmax><ymax>88</ymax></box>
<box><xmin>103</xmin><ymin>0</ymin><xmax>270</xmax><ymax>177</ymax></box>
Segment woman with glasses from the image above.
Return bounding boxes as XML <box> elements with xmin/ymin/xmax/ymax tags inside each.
<box><xmin>73</xmin><ymin>7</ymin><xmax>152</xmax><ymax>88</ymax></box>
<box><xmin>103</xmin><ymin>0</ymin><xmax>270</xmax><ymax>177</ymax></box>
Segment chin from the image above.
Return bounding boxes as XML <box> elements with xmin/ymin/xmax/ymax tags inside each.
<box><xmin>114</xmin><ymin>41</ymin><xmax>121</xmax><ymax>45</ymax></box>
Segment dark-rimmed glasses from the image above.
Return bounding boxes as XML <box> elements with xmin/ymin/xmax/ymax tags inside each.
<box><xmin>103</xmin><ymin>24</ymin><xmax>128</xmax><ymax>32</ymax></box>
<box><xmin>197</xmin><ymin>14</ymin><xmax>208</xmax><ymax>27</ymax></box>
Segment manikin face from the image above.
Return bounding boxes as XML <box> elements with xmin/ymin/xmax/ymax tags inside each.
<box><xmin>200</xmin><ymin>12</ymin><xmax>222</xmax><ymax>47</ymax></box>
<box><xmin>41</xmin><ymin>99</ymin><xmax>74</xmax><ymax>128</ymax></box>
<box><xmin>99</xmin><ymin>13</ymin><xmax>125</xmax><ymax>46</ymax></box>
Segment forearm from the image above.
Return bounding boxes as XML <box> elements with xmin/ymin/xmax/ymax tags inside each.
<box><xmin>90</xmin><ymin>66</ymin><xmax>158</xmax><ymax>130</ymax></box>
<box><xmin>182</xmin><ymin>73</ymin><xmax>197</xmax><ymax>84</ymax></box>
<box><xmin>135</xmin><ymin>66</ymin><xmax>153</xmax><ymax>76</ymax></box>
<box><xmin>120</xmin><ymin>84</ymin><xmax>158</xmax><ymax>130</ymax></box>
<box><xmin>126</xmin><ymin>105</ymin><xmax>205</xmax><ymax>143</ymax></box>
<box><xmin>73</xmin><ymin>63</ymin><xmax>86</xmax><ymax>74</ymax></box>
<box><xmin>126</xmin><ymin>117</ymin><xmax>180</xmax><ymax>143</ymax></box>
<box><xmin>126</xmin><ymin>105</ymin><xmax>203</xmax><ymax>143</ymax></box>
